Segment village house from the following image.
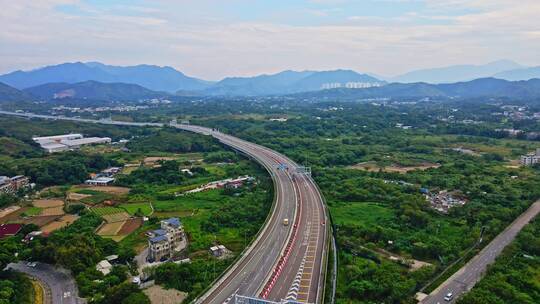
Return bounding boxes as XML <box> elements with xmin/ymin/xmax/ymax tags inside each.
<box><xmin>147</xmin><ymin>218</ymin><xmax>184</xmax><ymax>262</ymax></box>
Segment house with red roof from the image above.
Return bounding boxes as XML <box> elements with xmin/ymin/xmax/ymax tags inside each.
<box><xmin>0</xmin><ymin>223</ymin><xmax>23</xmax><ymax>238</ymax></box>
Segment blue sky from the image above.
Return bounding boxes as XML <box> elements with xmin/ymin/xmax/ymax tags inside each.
<box><xmin>1</xmin><ymin>0</ymin><xmax>538</xmax><ymax>80</ymax></box>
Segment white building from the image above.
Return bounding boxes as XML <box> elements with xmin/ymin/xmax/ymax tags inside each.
<box><xmin>520</xmin><ymin>148</ymin><xmax>540</xmax><ymax>166</ymax></box>
<box><xmin>32</xmin><ymin>133</ymin><xmax>83</xmax><ymax>145</ymax></box>
<box><xmin>33</xmin><ymin>133</ymin><xmax>111</xmax><ymax>153</ymax></box>
<box><xmin>85</xmin><ymin>177</ymin><xmax>115</xmax><ymax>186</ymax></box>
<box><xmin>96</xmin><ymin>260</ymin><xmax>113</xmax><ymax>275</ymax></box>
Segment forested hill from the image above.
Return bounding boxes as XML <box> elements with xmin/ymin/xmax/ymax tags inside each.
<box><xmin>24</xmin><ymin>80</ymin><xmax>168</xmax><ymax>101</ymax></box>
<box><xmin>294</xmin><ymin>78</ymin><xmax>540</xmax><ymax>100</ymax></box>
<box><xmin>0</xmin><ymin>82</ymin><xmax>34</xmax><ymax>102</ymax></box>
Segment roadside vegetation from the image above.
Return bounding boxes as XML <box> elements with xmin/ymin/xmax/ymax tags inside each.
<box><xmin>458</xmin><ymin>218</ymin><xmax>540</xmax><ymax>304</ymax></box>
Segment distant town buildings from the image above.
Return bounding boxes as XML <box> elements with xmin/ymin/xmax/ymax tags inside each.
<box><xmin>520</xmin><ymin>148</ymin><xmax>540</xmax><ymax>166</ymax></box>
<box><xmin>0</xmin><ymin>175</ymin><xmax>30</xmax><ymax>194</ymax></box>
<box><xmin>147</xmin><ymin>218</ymin><xmax>184</xmax><ymax>262</ymax></box>
<box><xmin>320</xmin><ymin>82</ymin><xmax>383</xmax><ymax>90</ymax></box>
<box><xmin>33</xmin><ymin>133</ymin><xmax>111</xmax><ymax>153</ymax></box>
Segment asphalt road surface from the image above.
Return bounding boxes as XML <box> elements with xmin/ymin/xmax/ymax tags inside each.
<box><xmin>175</xmin><ymin>125</ymin><xmax>328</xmax><ymax>304</ymax></box>
<box><xmin>7</xmin><ymin>262</ymin><xmax>84</xmax><ymax>304</ymax></box>
<box><xmin>0</xmin><ymin>111</ymin><xmax>329</xmax><ymax>304</ymax></box>
<box><xmin>421</xmin><ymin>200</ymin><xmax>540</xmax><ymax>304</ymax></box>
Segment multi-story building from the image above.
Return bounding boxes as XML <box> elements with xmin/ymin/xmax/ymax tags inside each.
<box><xmin>520</xmin><ymin>148</ymin><xmax>540</xmax><ymax>166</ymax></box>
<box><xmin>0</xmin><ymin>175</ymin><xmax>30</xmax><ymax>195</ymax></box>
<box><xmin>147</xmin><ymin>218</ymin><xmax>184</xmax><ymax>262</ymax></box>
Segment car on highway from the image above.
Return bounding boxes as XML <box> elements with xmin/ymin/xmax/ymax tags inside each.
<box><xmin>444</xmin><ymin>292</ymin><xmax>454</xmax><ymax>301</ymax></box>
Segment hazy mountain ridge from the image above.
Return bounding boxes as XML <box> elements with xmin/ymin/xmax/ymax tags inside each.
<box><xmin>388</xmin><ymin>60</ymin><xmax>523</xmax><ymax>84</ymax></box>
<box><xmin>23</xmin><ymin>80</ymin><xmax>167</xmax><ymax>101</ymax></box>
<box><xmin>295</xmin><ymin>78</ymin><xmax>540</xmax><ymax>100</ymax></box>
<box><xmin>199</xmin><ymin>69</ymin><xmax>384</xmax><ymax>96</ymax></box>
<box><xmin>493</xmin><ymin>66</ymin><xmax>540</xmax><ymax>81</ymax></box>
<box><xmin>0</xmin><ymin>62</ymin><xmax>210</xmax><ymax>92</ymax></box>
<box><xmin>0</xmin><ymin>82</ymin><xmax>35</xmax><ymax>102</ymax></box>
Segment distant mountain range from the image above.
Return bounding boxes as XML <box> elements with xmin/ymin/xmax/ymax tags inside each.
<box><xmin>199</xmin><ymin>69</ymin><xmax>384</xmax><ymax>96</ymax></box>
<box><xmin>0</xmin><ymin>82</ymin><xmax>35</xmax><ymax>102</ymax></box>
<box><xmin>2</xmin><ymin>77</ymin><xmax>540</xmax><ymax>103</ymax></box>
<box><xmin>0</xmin><ymin>62</ymin><xmax>384</xmax><ymax>96</ymax></box>
<box><xmin>0</xmin><ymin>62</ymin><xmax>211</xmax><ymax>92</ymax></box>
<box><xmin>0</xmin><ymin>60</ymin><xmax>540</xmax><ymax>101</ymax></box>
<box><xmin>296</xmin><ymin>78</ymin><xmax>540</xmax><ymax>100</ymax></box>
<box><xmin>387</xmin><ymin>60</ymin><xmax>524</xmax><ymax>83</ymax></box>
<box><xmin>23</xmin><ymin>80</ymin><xmax>167</xmax><ymax>101</ymax></box>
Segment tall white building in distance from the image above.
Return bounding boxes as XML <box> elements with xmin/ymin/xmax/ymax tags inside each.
<box><xmin>520</xmin><ymin>148</ymin><xmax>540</xmax><ymax>166</ymax></box>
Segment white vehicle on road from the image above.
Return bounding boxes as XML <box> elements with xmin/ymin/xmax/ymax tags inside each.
<box><xmin>444</xmin><ymin>292</ymin><xmax>453</xmax><ymax>301</ymax></box>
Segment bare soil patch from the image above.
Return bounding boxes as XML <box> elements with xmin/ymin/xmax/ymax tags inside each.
<box><xmin>102</xmin><ymin>212</ymin><xmax>130</xmax><ymax>223</ymax></box>
<box><xmin>23</xmin><ymin>215</ymin><xmax>60</xmax><ymax>227</ymax></box>
<box><xmin>40</xmin><ymin>206</ymin><xmax>65</xmax><ymax>216</ymax></box>
<box><xmin>0</xmin><ymin>207</ymin><xmax>28</xmax><ymax>224</ymax></box>
<box><xmin>118</xmin><ymin>218</ymin><xmax>142</xmax><ymax>235</ymax></box>
<box><xmin>67</xmin><ymin>192</ymin><xmax>92</xmax><ymax>201</ymax></box>
<box><xmin>41</xmin><ymin>214</ymin><xmax>79</xmax><ymax>233</ymax></box>
<box><xmin>83</xmin><ymin>186</ymin><xmax>130</xmax><ymax>195</ymax></box>
<box><xmin>143</xmin><ymin>285</ymin><xmax>187</xmax><ymax>304</ymax></box>
<box><xmin>97</xmin><ymin>221</ymin><xmax>126</xmax><ymax>236</ymax></box>
<box><xmin>33</xmin><ymin>199</ymin><xmax>64</xmax><ymax>208</ymax></box>
<box><xmin>0</xmin><ymin>206</ymin><xmax>21</xmax><ymax>218</ymax></box>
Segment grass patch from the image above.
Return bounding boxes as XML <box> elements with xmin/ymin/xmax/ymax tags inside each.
<box><xmin>330</xmin><ymin>202</ymin><xmax>394</xmax><ymax>226</ymax></box>
<box><xmin>120</xmin><ymin>203</ymin><xmax>153</xmax><ymax>216</ymax></box>
<box><xmin>23</xmin><ymin>207</ymin><xmax>42</xmax><ymax>217</ymax></box>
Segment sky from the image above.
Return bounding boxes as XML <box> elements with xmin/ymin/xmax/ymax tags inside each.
<box><xmin>1</xmin><ymin>0</ymin><xmax>539</xmax><ymax>80</ymax></box>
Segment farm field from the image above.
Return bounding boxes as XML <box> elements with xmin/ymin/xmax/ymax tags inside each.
<box><xmin>91</xmin><ymin>206</ymin><xmax>125</xmax><ymax>216</ymax></box>
<box><xmin>22</xmin><ymin>207</ymin><xmax>42</xmax><ymax>216</ymax></box>
<box><xmin>41</xmin><ymin>214</ymin><xmax>79</xmax><ymax>233</ymax></box>
<box><xmin>67</xmin><ymin>192</ymin><xmax>92</xmax><ymax>201</ymax></box>
<box><xmin>22</xmin><ymin>215</ymin><xmax>60</xmax><ymax>227</ymax></box>
<box><xmin>102</xmin><ymin>212</ymin><xmax>131</xmax><ymax>223</ymax></box>
<box><xmin>84</xmin><ymin>186</ymin><xmax>131</xmax><ymax>195</ymax></box>
<box><xmin>32</xmin><ymin>199</ymin><xmax>64</xmax><ymax>208</ymax></box>
<box><xmin>0</xmin><ymin>205</ymin><xmax>21</xmax><ymax>218</ymax></box>
<box><xmin>117</xmin><ymin>218</ymin><xmax>143</xmax><ymax>235</ymax></box>
<box><xmin>120</xmin><ymin>203</ymin><xmax>153</xmax><ymax>216</ymax></box>
<box><xmin>97</xmin><ymin>221</ymin><xmax>126</xmax><ymax>236</ymax></box>
<box><xmin>40</xmin><ymin>206</ymin><xmax>65</xmax><ymax>216</ymax></box>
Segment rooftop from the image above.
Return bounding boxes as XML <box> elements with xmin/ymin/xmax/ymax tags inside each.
<box><xmin>0</xmin><ymin>223</ymin><xmax>23</xmax><ymax>238</ymax></box>
<box><xmin>152</xmin><ymin>229</ymin><xmax>167</xmax><ymax>236</ymax></box>
<box><xmin>149</xmin><ymin>235</ymin><xmax>168</xmax><ymax>244</ymax></box>
<box><xmin>61</xmin><ymin>137</ymin><xmax>111</xmax><ymax>147</ymax></box>
<box><xmin>162</xmin><ymin>217</ymin><xmax>181</xmax><ymax>228</ymax></box>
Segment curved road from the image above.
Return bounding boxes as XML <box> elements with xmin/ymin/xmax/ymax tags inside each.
<box><xmin>0</xmin><ymin>111</ymin><xmax>329</xmax><ymax>304</ymax></box>
<box><xmin>7</xmin><ymin>262</ymin><xmax>84</xmax><ymax>304</ymax></box>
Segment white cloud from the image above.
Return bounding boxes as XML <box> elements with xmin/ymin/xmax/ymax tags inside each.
<box><xmin>0</xmin><ymin>0</ymin><xmax>538</xmax><ymax>79</ymax></box>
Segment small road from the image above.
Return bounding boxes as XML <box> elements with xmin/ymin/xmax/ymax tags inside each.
<box><xmin>421</xmin><ymin>200</ymin><xmax>540</xmax><ymax>304</ymax></box>
<box><xmin>7</xmin><ymin>262</ymin><xmax>84</xmax><ymax>304</ymax></box>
